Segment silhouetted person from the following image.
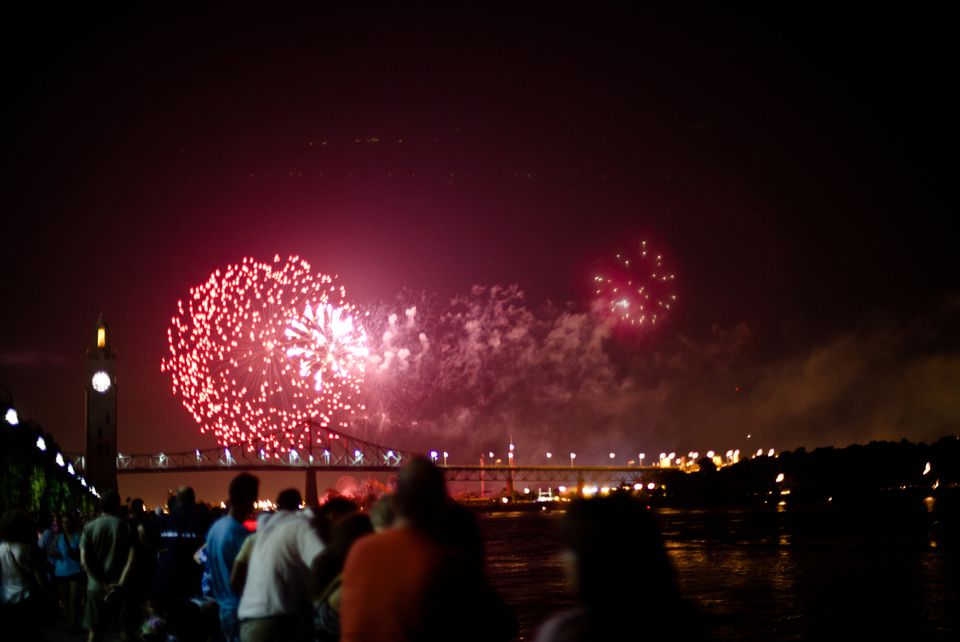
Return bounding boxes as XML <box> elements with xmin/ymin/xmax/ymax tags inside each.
<box><xmin>422</xmin><ymin>502</ymin><xmax>517</xmax><ymax>642</ymax></box>
<box><xmin>312</xmin><ymin>512</ymin><xmax>373</xmax><ymax>642</ymax></box>
<box><xmin>535</xmin><ymin>494</ymin><xmax>706</xmax><ymax>642</ymax></box>
<box><xmin>0</xmin><ymin>509</ymin><xmax>47</xmax><ymax>642</ymax></box>
<box><xmin>207</xmin><ymin>473</ymin><xmax>259</xmax><ymax>642</ymax></box>
<box><xmin>340</xmin><ymin>456</ymin><xmax>515</xmax><ymax>642</ymax></box>
<box><xmin>368</xmin><ymin>494</ymin><xmax>397</xmax><ymax>532</ymax></box>
<box><xmin>313</xmin><ymin>496</ymin><xmax>360</xmax><ymax>544</ymax></box>
<box><xmin>55</xmin><ymin>513</ymin><xmax>86</xmax><ymax>635</ymax></box>
<box><xmin>155</xmin><ymin>486</ymin><xmax>209</xmax><ymax>638</ymax></box>
<box><xmin>81</xmin><ymin>490</ymin><xmax>136</xmax><ymax>642</ymax></box>
<box><xmin>238</xmin><ymin>488</ymin><xmax>325</xmax><ymax>642</ymax></box>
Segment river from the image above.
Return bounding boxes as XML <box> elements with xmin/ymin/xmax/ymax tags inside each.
<box><xmin>479</xmin><ymin>503</ymin><xmax>959</xmax><ymax>641</ymax></box>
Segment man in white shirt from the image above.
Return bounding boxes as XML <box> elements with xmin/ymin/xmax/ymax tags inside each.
<box><xmin>238</xmin><ymin>489</ymin><xmax>325</xmax><ymax>642</ymax></box>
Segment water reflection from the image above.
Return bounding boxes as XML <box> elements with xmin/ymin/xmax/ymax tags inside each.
<box><xmin>480</xmin><ymin>499</ymin><xmax>958</xmax><ymax>641</ymax></box>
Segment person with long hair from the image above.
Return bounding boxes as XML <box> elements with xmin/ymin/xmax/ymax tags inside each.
<box><xmin>56</xmin><ymin>513</ymin><xmax>86</xmax><ymax>635</ymax></box>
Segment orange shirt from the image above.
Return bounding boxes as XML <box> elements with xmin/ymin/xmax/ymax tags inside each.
<box><xmin>339</xmin><ymin>527</ymin><xmax>442</xmax><ymax>642</ymax></box>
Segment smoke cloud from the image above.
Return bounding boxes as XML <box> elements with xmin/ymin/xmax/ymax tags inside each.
<box><xmin>358</xmin><ymin>287</ymin><xmax>960</xmax><ymax>460</ymax></box>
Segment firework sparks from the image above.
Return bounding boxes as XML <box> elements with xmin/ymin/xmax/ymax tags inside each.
<box><xmin>592</xmin><ymin>240</ymin><xmax>677</xmax><ymax>327</ymax></box>
<box><xmin>161</xmin><ymin>255</ymin><xmax>367</xmax><ymax>455</ymax></box>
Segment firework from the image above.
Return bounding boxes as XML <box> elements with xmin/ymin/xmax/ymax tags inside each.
<box><xmin>592</xmin><ymin>240</ymin><xmax>677</xmax><ymax>327</ymax></box>
<box><xmin>161</xmin><ymin>255</ymin><xmax>367</xmax><ymax>455</ymax></box>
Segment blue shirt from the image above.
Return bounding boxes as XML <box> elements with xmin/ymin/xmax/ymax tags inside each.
<box><xmin>55</xmin><ymin>532</ymin><xmax>83</xmax><ymax>577</ymax></box>
<box><xmin>205</xmin><ymin>515</ymin><xmax>251</xmax><ymax>613</ymax></box>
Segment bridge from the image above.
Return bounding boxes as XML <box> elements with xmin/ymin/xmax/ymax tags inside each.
<box><xmin>72</xmin><ymin>426</ymin><xmax>674</xmax><ymax>505</ymax></box>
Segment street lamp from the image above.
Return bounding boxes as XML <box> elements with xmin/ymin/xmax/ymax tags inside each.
<box><xmin>429</xmin><ymin>450</ymin><xmax>438</xmax><ymax>463</ymax></box>
<box><xmin>609</xmin><ymin>452</ymin><xmax>616</xmax><ymax>462</ymax></box>
<box><xmin>546</xmin><ymin>451</ymin><xmax>552</xmax><ymax>461</ymax></box>
<box><xmin>570</xmin><ymin>452</ymin><xmax>576</xmax><ymax>467</ymax></box>
<box><xmin>638</xmin><ymin>453</ymin><xmax>645</xmax><ymax>465</ymax></box>
<box><xmin>443</xmin><ymin>451</ymin><xmax>448</xmax><ymax>466</ymax></box>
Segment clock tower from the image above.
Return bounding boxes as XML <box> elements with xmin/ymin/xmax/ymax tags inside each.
<box><xmin>85</xmin><ymin>314</ymin><xmax>118</xmax><ymax>493</ymax></box>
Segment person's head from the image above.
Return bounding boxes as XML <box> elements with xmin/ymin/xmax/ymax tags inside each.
<box><xmin>276</xmin><ymin>488</ymin><xmax>302</xmax><ymax>511</ymax></box>
<box><xmin>63</xmin><ymin>513</ymin><xmax>79</xmax><ymax>533</ymax></box>
<box><xmin>176</xmin><ymin>486</ymin><xmax>196</xmax><ymax>508</ymax></box>
<box><xmin>101</xmin><ymin>490</ymin><xmax>122</xmax><ymax>516</ymax></box>
<box><xmin>228</xmin><ymin>473</ymin><xmax>260</xmax><ymax>519</ymax></box>
<box><xmin>314</xmin><ymin>496</ymin><xmax>359</xmax><ymax>543</ymax></box>
<box><xmin>369</xmin><ymin>494</ymin><xmax>398</xmax><ymax>532</ymax></box>
<box><xmin>130</xmin><ymin>498</ymin><xmax>145</xmax><ymax>518</ymax></box>
<box><xmin>312</xmin><ymin>513</ymin><xmax>374</xmax><ymax>595</ymax></box>
<box><xmin>561</xmin><ymin>494</ymin><xmax>678</xmax><ymax>611</ymax></box>
<box><xmin>396</xmin><ymin>456</ymin><xmax>447</xmax><ymax>529</ymax></box>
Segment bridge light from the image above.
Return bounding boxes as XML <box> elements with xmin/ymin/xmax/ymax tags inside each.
<box><xmin>429</xmin><ymin>450</ymin><xmax>438</xmax><ymax>462</ymax></box>
<box><xmin>768</xmin><ymin>448</ymin><xmax>775</xmax><ymax>457</ymax></box>
<box><xmin>558</xmin><ymin>485</ymin><xmax>567</xmax><ymax>493</ymax></box>
<box><xmin>80</xmin><ymin>477</ymin><xmax>88</xmax><ymax>487</ymax></box>
<box><xmin>609</xmin><ymin>452</ymin><xmax>615</xmax><ymax>460</ymax></box>
<box><xmin>67</xmin><ymin>463</ymin><xmax>75</xmax><ymax>476</ymax></box>
<box><xmin>524</xmin><ymin>487</ymin><xmax>530</xmax><ymax>494</ymax></box>
<box><xmin>647</xmin><ymin>482</ymin><xmax>656</xmax><ymax>490</ymax></box>
<box><xmin>638</xmin><ymin>453</ymin><xmax>645</xmax><ymax>461</ymax></box>
<box><xmin>196</xmin><ymin>449</ymin><xmax>202</xmax><ymax>461</ymax></box>
<box><xmin>36</xmin><ymin>436</ymin><xmax>47</xmax><ymax>451</ymax></box>
<box><xmin>546</xmin><ymin>452</ymin><xmax>552</xmax><ymax>459</ymax></box>
<box><xmin>634</xmin><ymin>483</ymin><xmax>643</xmax><ymax>491</ymax></box>
<box><xmin>260</xmin><ymin>448</ymin><xmax>266</xmax><ymax>460</ymax></box>
<box><xmin>706</xmin><ymin>450</ymin><xmax>715</xmax><ymax>459</ymax></box>
<box><xmin>290</xmin><ymin>449</ymin><xmax>299</xmax><ymax>463</ymax></box>
<box><xmin>488</xmin><ymin>451</ymin><xmax>495</xmax><ymax>459</ymax></box>
<box><xmin>4</xmin><ymin>408</ymin><xmax>18</xmax><ymax>425</ymax></box>
<box><xmin>354</xmin><ymin>449</ymin><xmax>362</xmax><ymax>460</ymax></box>
<box><xmin>55</xmin><ymin>453</ymin><xmax>65</xmax><ymax>467</ymax></box>
<box><xmin>443</xmin><ymin>451</ymin><xmax>448</xmax><ymax>465</ymax></box>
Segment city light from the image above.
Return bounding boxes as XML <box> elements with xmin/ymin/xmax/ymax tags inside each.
<box><xmin>775</xmin><ymin>473</ymin><xmax>785</xmax><ymax>483</ymax></box>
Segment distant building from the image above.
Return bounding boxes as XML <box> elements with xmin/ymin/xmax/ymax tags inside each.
<box><xmin>85</xmin><ymin>314</ymin><xmax>118</xmax><ymax>493</ymax></box>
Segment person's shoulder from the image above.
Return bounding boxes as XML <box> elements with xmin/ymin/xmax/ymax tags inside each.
<box><xmin>534</xmin><ymin>608</ymin><xmax>588</xmax><ymax>642</ymax></box>
<box><xmin>206</xmin><ymin>514</ymin><xmax>232</xmax><ymax>537</ymax></box>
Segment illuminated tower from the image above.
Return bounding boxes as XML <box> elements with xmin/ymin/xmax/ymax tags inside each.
<box><xmin>85</xmin><ymin>314</ymin><xmax>118</xmax><ymax>493</ymax></box>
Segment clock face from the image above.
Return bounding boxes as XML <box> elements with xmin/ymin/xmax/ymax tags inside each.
<box><xmin>91</xmin><ymin>371</ymin><xmax>112</xmax><ymax>393</ymax></box>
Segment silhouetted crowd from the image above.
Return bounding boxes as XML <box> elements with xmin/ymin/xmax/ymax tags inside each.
<box><xmin>0</xmin><ymin>456</ymin><xmax>704</xmax><ymax>642</ymax></box>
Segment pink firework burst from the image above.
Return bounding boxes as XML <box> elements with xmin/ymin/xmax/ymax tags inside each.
<box><xmin>592</xmin><ymin>240</ymin><xmax>677</xmax><ymax>327</ymax></box>
<box><xmin>161</xmin><ymin>255</ymin><xmax>367</xmax><ymax>455</ymax></box>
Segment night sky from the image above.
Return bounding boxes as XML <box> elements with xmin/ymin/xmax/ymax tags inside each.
<box><xmin>2</xmin><ymin>6</ymin><xmax>957</xmax><ymax>501</ymax></box>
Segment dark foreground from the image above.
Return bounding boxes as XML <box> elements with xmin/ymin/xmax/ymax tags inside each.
<box><xmin>480</xmin><ymin>504</ymin><xmax>960</xmax><ymax>641</ymax></box>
